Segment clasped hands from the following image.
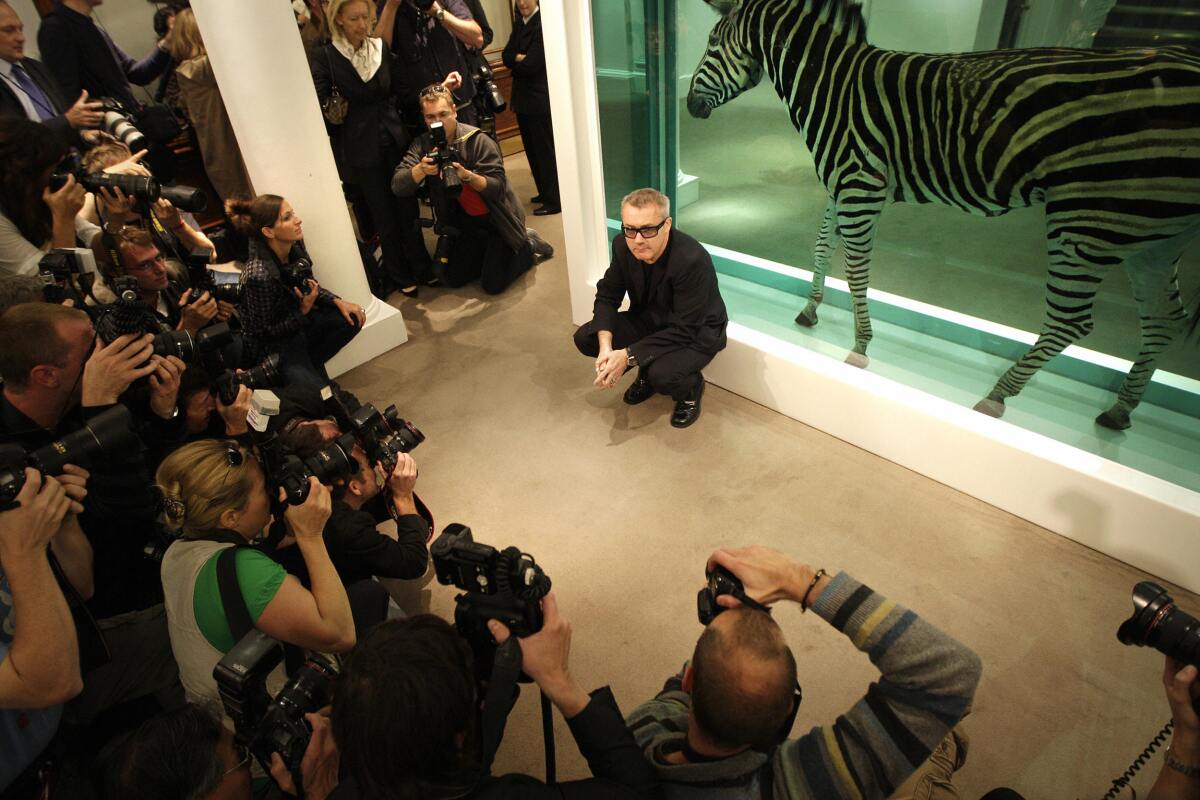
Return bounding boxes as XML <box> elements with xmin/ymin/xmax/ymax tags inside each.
<box><xmin>594</xmin><ymin>347</ymin><xmax>629</xmax><ymax>389</ymax></box>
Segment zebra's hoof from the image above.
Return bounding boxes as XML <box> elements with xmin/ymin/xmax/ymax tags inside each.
<box><xmin>794</xmin><ymin>307</ymin><xmax>819</xmax><ymax>327</ymax></box>
<box><xmin>1095</xmin><ymin>407</ymin><xmax>1131</xmax><ymax>431</ymax></box>
<box><xmin>844</xmin><ymin>352</ymin><xmax>869</xmax><ymax>369</ymax></box>
<box><xmin>973</xmin><ymin>398</ymin><xmax>1005</xmax><ymax>418</ymax></box>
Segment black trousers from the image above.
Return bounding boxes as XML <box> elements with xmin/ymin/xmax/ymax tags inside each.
<box><xmin>573</xmin><ymin>313</ymin><xmax>713</xmax><ymax>401</ymax></box>
<box><xmin>276</xmin><ymin>303</ymin><xmax>361</xmax><ymax>395</ymax></box>
<box><xmin>518</xmin><ymin>111</ymin><xmax>559</xmax><ymax>205</ymax></box>
<box><xmin>348</xmin><ymin>163</ymin><xmax>433</xmax><ymax>288</ymax></box>
<box><xmin>442</xmin><ymin>205</ymin><xmax>534</xmax><ymax>295</ymax></box>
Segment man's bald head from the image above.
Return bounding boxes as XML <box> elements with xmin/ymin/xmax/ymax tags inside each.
<box><xmin>691</xmin><ymin>607</ymin><xmax>797</xmax><ymax>751</ymax></box>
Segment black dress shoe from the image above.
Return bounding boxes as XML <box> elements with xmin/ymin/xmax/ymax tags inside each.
<box><xmin>530</xmin><ymin>194</ymin><xmax>544</xmax><ymax>204</ymax></box>
<box><xmin>623</xmin><ymin>374</ymin><xmax>654</xmax><ymax>405</ymax></box>
<box><xmin>671</xmin><ymin>378</ymin><xmax>705</xmax><ymax>428</ymax></box>
<box><xmin>399</xmin><ymin>285</ymin><xmax>419</xmax><ymax>298</ymax></box>
<box><xmin>533</xmin><ymin>204</ymin><xmax>561</xmax><ymax>216</ymax></box>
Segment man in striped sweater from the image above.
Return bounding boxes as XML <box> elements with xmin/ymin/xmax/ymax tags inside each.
<box><xmin>627</xmin><ymin>545</ymin><xmax>982</xmax><ymax>799</ymax></box>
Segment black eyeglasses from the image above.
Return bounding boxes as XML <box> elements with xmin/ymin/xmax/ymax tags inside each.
<box><xmin>621</xmin><ymin>218</ymin><xmax>669</xmax><ymax>240</ymax></box>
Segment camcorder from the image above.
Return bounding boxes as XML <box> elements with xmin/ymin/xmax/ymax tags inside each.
<box><xmin>215</xmin><ymin>630</ymin><xmax>338</xmax><ymax>782</ymax></box>
<box><xmin>431</xmin><ymin>524</ymin><xmax>550</xmax><ymax>679</ymax></box>
<box><xmin>49</xmin><ymin>150</ymin><xmax>208</xmax><ymax>213</ymax></box>
<box><xmin>183</xmin><ymin>246</ymin><xmax>242</xmax><ymax>306</ymax></box>
<box><xmin>0</xmin><ymin>406</ymin><xmax>137</xmax><ymax>510</ymax></box>
<box><xmin>1118</xmin><ymin>581</ymin><xmax>1200</xmax><ymax>668</ymax></box>
<box><xmin>325</xmin><ymin>391</ymin><xmax>425</xmax><ymax>475</ymax></box>
<box><xmin>696</xmin><ymin>564</ymin><xmax>772</xmax><ymax>625</ymax></box>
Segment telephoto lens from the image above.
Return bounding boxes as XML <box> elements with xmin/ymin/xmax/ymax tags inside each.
<box><xmin>159</xmin><ymin>184</ymin><xmax>208</xmax><ymax>213</ymax></box>
<box><xmin>1117</xmin><ymin>581</ymin><xmax>1200</xmax><ymax>667</ymax></box>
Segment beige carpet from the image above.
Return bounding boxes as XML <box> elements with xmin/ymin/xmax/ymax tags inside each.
<box><xmin>338</xmin><ymin>152</ymin><xmax>1198</xmax><ymax>799</ymax></box>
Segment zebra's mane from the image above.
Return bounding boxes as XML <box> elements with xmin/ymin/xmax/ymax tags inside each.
<box><xmin>803</xmin><ymin>0</ymin><xmax>866</xmax><ymax>43</ymax></box>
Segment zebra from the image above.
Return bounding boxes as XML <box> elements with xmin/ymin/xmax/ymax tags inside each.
<box><xmin>687</xmin><ymin>0</ymin><xmax>1200</xmax><ymax>430</ymax></box>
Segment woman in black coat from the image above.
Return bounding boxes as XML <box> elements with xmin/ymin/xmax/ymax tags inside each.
<box><xmin>502</xmin><ymin>0</ymin><xmax>559</xmax><ymax>216</ymax></box>
<box><xmin>312</xmin><ymin>0</ymin><xmax>447</xmax><ymax>297</ymax></box>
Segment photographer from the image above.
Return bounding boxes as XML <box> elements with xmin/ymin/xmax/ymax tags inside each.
<box><xmin>227</xmin><ymin>195</ymin><xmax>364</xmax><ymax>394</ymax></box>
<box><xmin>156</xmin><ymin>440</ymin><xmax>356</xmax><ymax>710</ymax></box>
<box><xmin>626</xmin><ymin>545</ymin><xmax>981</xmax><ymax>799</ymax></box>
<box><xmin>180</xmin><ymin>368</ymin><xmax>253</xmax><ymax>442</ymax></box>
<box><xmin>393</xmin><ymin>84</ymin><xmax>552</xmax><ymax>295</ymax></box>
<box><xmin>377</xmin><ymin>0</ymin><xmax>484</xmax><ymax>126</ymax></box>
<box><xmin>0</xmin><ymin>117</ymin><xmax>99</xmax><ymax>277</ymax></box>
<box><xmin>328</xmin><ymin>600</ymin><xmax>661</xmax><ymax>798</ymax></box>
<box><xmin>0</xmin><ymin>468</ymin><xmax>92</xmax><ymax>795</ymax></box>
<box><xmin>1148</xmin><ymin>657</ymin><xmax>1200</xmax><ymax>800</ymax></box>
<box><xmin>277</xmin><ymin>422</ymin><xmax>429</xmax><ymax>588</ymax></box>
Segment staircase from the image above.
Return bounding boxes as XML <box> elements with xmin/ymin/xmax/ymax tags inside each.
<box><xmin>1094</xmin><ymin>0</ymin><xmax>1200</xmax><ymax>49</ymax></box>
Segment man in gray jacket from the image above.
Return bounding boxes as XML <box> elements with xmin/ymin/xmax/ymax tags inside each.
<box><xmin>392</xmin><ymin>84</ymin><xmax>552</xmax><ymax>295</ymax></box>
<box><xmin>627</xmin><ymin>545</ymin><xmax>981</xmax><ymax>799</ymax></box>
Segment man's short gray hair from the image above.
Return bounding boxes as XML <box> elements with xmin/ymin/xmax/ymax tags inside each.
<box><xmin>621</xmin><ymin>188</ymin><xmax>670</xmax><ymax>217</ymax></box>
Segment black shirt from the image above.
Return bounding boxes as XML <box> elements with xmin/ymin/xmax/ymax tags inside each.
<box><xmin>381</xmin><ymin>0</ymin><xmax>477</xmax><ymax>120</ymax></box>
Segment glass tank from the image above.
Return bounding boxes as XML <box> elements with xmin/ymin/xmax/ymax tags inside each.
<box><xmin>592</xmin><ymin>0</ymin><xmax>1200</xmax><ymax>492</ymax></box>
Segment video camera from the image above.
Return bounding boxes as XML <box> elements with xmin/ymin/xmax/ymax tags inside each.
<box><xmin>49</xmin><ymin>149</ymin><xmax>208</xmax><ymax>214</ymax></box>
<box><xmin>183</xmin><ymin>246</ymin><xmax>242</xmax><ymax>306</ymax></box>
<box><xmin>215</xmin><ymin>630</ymin><xmax>338</xmax><ymax>780</ymax></box>
<box><xmin>324</xmin><ymin>391</ymin><xmax>424</xmax><ymax>475</ymax></box>
<box><xmin>432</xmin><ymin>524</ymin><xmax>550</xmax><ymax>678</ymax></box>
<box><xmin>0</xmin><ymin>406</ymin><xmax>137</xmax><ymax>509</ymax></box>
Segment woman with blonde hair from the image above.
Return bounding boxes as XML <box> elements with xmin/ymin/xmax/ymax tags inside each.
<box><xmin>167</xmin><ymin>9</ymin><xmax>254</xmax><ymax>204</ymax></box>
<box><xmin>156</xmin><ymin>439</ymin><xmax>355</xmax><ymax>709</ymax></box>
<box><xmin>310</xmin><ymin>0</ymin><xmax>459</xmax><ymax>297</ymax></box>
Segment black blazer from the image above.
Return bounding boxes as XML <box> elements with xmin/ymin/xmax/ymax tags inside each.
<box><xmin>0</xmin><ymin>57</ymin><xmax>79</xmax><ymax>147</ymax></box>
<box><xmin>310</xmin><ymin>42</ymin><xmax>412</xmax><ymax>171</ymax></box>
<box><xmin>593</xmin><ymin>229</ymin><xmax>729</xmax><ymax>364</ymax></box>
<box><xmin>501</xmin><ymin>11</ymin><xmax>549</xmax><ymax>116</ymax></box>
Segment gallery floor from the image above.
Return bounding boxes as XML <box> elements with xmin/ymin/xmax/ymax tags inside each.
<box><xmin>337</xmin><ymin>152</ymin><xmax>1198</xmax><ymax>798</ymax></box>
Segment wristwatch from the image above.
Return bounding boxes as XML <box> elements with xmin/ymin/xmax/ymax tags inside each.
<box><xmin>435</xmin><ymin>8</ymin><xmax>446</xmax><ymax>22</ymax></box>
<box><xmin>626</xmin><ymin>351</ymin><xmax>638</xmax><ymax>368</ymax></box>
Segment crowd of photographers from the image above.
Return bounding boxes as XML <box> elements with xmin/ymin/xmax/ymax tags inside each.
<box><xmin>0</xmin><ymin>2</ymin><xmax>1198</xmax><ymax>800</ymax></box>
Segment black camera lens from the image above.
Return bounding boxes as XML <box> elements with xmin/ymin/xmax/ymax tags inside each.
<box><xmin>81</xmin><ymin>172</ymin><xmax>159</xmax><ymax>201</ymax></box>
<box><xmin>302</xmin><ymin>432</ymin><xmax>359</xmax><ymax>487</ymax></box>
<box><xmin>1118</xmin><ymin>581</ymin><xmax>1200</xmax><ymax>667</ymax></box>
<box><xmin>152</xmin><ymin>330</ymin><xmax>196</xmax><ymax>361</ymax></box>
<box><xmin>160</xmin><ymin>184</ymin><xmax>208</xmax><ymax>213</ymax></box>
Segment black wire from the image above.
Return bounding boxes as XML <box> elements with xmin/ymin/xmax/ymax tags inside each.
<box><xmin>1099</xmin><ymin>719</ymin><xmax>1174</xmax><ymax>800</ymax></box>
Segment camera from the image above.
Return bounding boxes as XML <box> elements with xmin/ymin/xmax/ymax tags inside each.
<box><xmin>279</xmin><ymin>256</ymin><xmax>315</xmax><ymax>292</ymax></box>
<box><xmin>94</xmin><ymin>281</ymin><xmax>234</xmax><ymax>363</ymax></box>
<box><xmin>213</xmin><ymin>354</ymin><xmax>284</xmax><ymax>406</ymax></box>
<box><xmin>432</xmin><ymin>524</ymin><xmax>550</xmax><ymax>678</ymax></box>
<box><xmin>49</xmin><ymin>150</ymin><xmax>208</xmax><ymax>214</ymax></box>
<box><xmin>325</xmin><ymin>393</ymin><xmax>424</xmax><ymax>475</ymax></box>
<box><xmin>473</xmin><ymin>61</ymin><xmax>507</xmax><ymax>115</ymax></box>
<box><xmin>1117</xmin><ymin>581</ymin><xmax>1200</xmax><ymax>667</ymax></box>
<box><xmin>426</xmin><ymin>121</ymin><xmax>463</xmax><ymax>195</ymax></box>
<box><xmin>215</xmin><ymin>629</ymin><xmax>338</xmax><ymax>778</ymax></box>
<box><xmin>696</xmin><ymin>564</ymin><xmax>772</xmax><ymax>625</ymax></box>
<box><xmin>257</xmin><ymin>429</ymin><xmax>359</xmax><ymax>506</ymax></box>
<box><xmin>183</xmin><ymin>247</ymin><xmax>242</xmax><ymax>306</ymax></box>
<box><xmin>38</xmin><ymin>248</ymin><xmax>96</xmax><ymax>305</ymax></box>
<box><xmin>0</xmin><ymin>406</ymin><xmax>137</xmax><ymax>508</ymax></box>
<box><xmin>97</xmin><ymin>97</ymin><xmax>148</xmax><ymax>154</ymax></box>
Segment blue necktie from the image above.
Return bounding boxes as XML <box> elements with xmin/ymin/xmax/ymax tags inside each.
<box><xmin>11</xmin><ymin>63</ymin><xmax>55</xmax><ymax>121</ymax></box>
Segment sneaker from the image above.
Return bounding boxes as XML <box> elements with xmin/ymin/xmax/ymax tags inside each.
<box><xmin>527</xmin><ymin>228</ymin><xmax>554</xmax><ymax>262</ymax></box>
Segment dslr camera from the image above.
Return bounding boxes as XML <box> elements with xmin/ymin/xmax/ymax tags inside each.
<box><xmin>279</xmin><ymin>256</ymin><xmax>315</xmax><ymax>293</ymax></box>
<box><xmin>38</xmin><ymin>248</ymin><xmax>96</xmax><ymax>305</ymax></box>
<box><xmin>1118</xmin><ymin>581</ymin><xmax>1199</xmax><ymax>667</ymax></box>
<box><xmin>49</xmin><ymin>150</ymin><xmax>208</xmax><ymax>213</ymax></box>
<box><xmin>425</xmin><ymin>121</ymin><xmax>463</xmax><ymax>195</ymax></box>
<box><xmin>0</xmin><ymin>406</ymin><xmax>137</xmax><ymax>509</ymax></box>
<box><xmin>212</xmin><ymin>354</ymin><xmax>283</xmax><ymax>407</ymax></box>
<box><xmin>326</xmin><ymin>392</ymin><xmax>424</xmax><ymax>475</ymax></box>
<box><xmin>215</xmin><ymin>630</ymin><xmax>338</xmax><ymax>779</ymax></box>
<box><xmin>432</xmin><ymin>524</ymin><xmax>550</xmax><ymax>677</ymax></box>
<box><xmin>184</xmin><ymin>246</ymin><xmax>242</xmax><ymax>306</ymax></box>
<box><xmin>473</xmin><ymin>61</ymin><xmax>506</xmax><ymax>116</ymax></box>
<box><xmin>696</xmin><ymin>564</ymin><xmax>772</xmax><ymax>625</ymax></box>
<box><xmin>93</xmin><ymin>277</ymin><xmax>234</xmax><ymax>363</ymax></box>
<box><xmin>256</xmin><ymin>428</ymin><xmax>360</xmax><ymax>507</ymax></box>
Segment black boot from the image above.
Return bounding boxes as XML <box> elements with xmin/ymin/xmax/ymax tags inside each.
<box><xmin>671</xmin><ymin>376</ymin><xmax>705</xmax><ymax>428</ymax></box>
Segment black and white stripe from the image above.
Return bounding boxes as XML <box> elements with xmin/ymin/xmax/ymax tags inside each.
<box><xmin>688</xmin><ymin>0</ymin><xmax>1200</xmax><ymax>429</ymax></box>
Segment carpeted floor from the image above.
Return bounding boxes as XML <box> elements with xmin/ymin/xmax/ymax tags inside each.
<box><xmin>337</xmin><ymin>151</ymin><xmax>1197</xmax><ymax>799</ymax></box>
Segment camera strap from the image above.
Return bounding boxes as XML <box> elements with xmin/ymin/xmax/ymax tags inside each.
<box><xmin>479</xmin><ymin>638</ymin><xmax>522</xmax><ymax>772</ymax></box>
<box><xmin>195</xmin><ymin>531</ymin><xmax>257</xmax><ymax>644</ymax></box>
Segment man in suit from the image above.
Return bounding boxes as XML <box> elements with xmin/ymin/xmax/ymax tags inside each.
<box><xmin>0</xmin><ymin>0</ymin><xmax>102</xmax><ymax>147</ymax></box>
<box><xmin>575</xmin><ymin>188</ymin><xmax>728</xmax><ymax>428</ymax></box>
<box><xmin>502</xmin><ymin>0</ymin><xmax>559</xmax><ymax>216</ymax></box>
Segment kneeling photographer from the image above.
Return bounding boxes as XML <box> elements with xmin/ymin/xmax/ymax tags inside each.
<box><xmin>276</xmin><ymin>422</ymin><xmax>431</xmax><ymax>590</ymax></box>
<box><xmin>392</xmin><ymin>84</ymin><xmax>552</xmax><ymax>296</ymax></box>
<box><xmin>155</xmin><ymin>440</ymin><xmax>356</xmax><ymax>712</ymax></box>
<box><xmin>227</xmin><ymin>195</ymin><xmax>364</xmax><ymax>396</ymax></box>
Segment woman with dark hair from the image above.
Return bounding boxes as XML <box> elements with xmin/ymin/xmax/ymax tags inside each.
<box><xmin>227</xmin><ymin>194</ymin><xmax>364</xmax><ymax>393</ymax></box>
<box><xmin>311</xmin><ymin>0</ymin><xmax>457</xmax><ymax>298</ymax></box>
<box><xmin>0</xmin><ymin>117</ymin><xmax>93</xmax><ymax>277</ymax></box>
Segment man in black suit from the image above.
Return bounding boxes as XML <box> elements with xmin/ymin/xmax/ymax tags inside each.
<box><xmin>502</xmin><ymin>0</ymin><xmax>559</xmax><ymax>216</ymax></box>
<box><xmin>0</xmin><ymin>0</ymin><xmax>102</xmax><ymax>147</ymax></box>
<box><xmin>574</xmin><ymin>188</ymin><xmax>728</xmax><ymax>428</ymax></box>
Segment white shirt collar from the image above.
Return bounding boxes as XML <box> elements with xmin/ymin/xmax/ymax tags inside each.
<box><xmin>522</xmin><ymin>7</ymin><xmax>539</xmax><ymax>24</ymax></box>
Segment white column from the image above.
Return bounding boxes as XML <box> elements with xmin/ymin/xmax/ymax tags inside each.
<box><xmin>190</xmin><ymin>0</ymin><xmax>407</xmax><ymax>377</ymax></box>
<box><xmin>541</xmin><ymin>1</ymin><xmax>612</xmax><ymax>325</ymax></box>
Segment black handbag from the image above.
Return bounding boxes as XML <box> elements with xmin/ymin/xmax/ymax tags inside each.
<box><xmin>321</xmin><ymin>48</ymin><xmax>349</xmax><ymax>125</ymax></box>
